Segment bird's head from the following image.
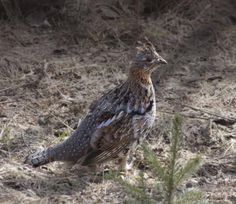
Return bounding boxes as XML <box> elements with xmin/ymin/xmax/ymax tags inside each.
<box><xmin>130</xmin><ymin>38</ymin><xmax>167</xmax><ymax>74</ymax></box>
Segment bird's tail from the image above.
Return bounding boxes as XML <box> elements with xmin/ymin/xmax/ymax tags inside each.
<box><xmin>24</xmin><ymin>148</ymin><xmax>53</xmax><ymax>167</ymax></box>
<box><xmin>25</xmin><ymin>130</ymin><xmax>85</xmax><ymax>167</ymax></box>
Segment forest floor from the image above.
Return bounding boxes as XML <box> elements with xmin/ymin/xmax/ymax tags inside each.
<box><xmin>0</xmin><ymin>0</ymin><xmax>236</xmax><ymax>203</ymax></box>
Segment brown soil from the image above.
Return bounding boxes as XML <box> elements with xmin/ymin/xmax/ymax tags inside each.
<box><xmin>0</xmin><ymin>0</ymin><xmax>236</xmax><ymax>203</ymax></box>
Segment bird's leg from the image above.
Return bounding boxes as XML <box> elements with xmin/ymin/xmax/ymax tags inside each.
<box><xmin>118</xmin><ymin>156</ymin><xmax>128</xmax><ymax>173</ymax></box>
<box><xmin>118</xmin><ymin>153</ymin><xmax>134</xmax><ymax>174</ymax></box>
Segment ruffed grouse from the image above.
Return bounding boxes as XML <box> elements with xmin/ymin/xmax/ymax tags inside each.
<box><xmin>25</xmin><ymin>39</ymin><xmax>167</xmax><ymax>171</ymax></box>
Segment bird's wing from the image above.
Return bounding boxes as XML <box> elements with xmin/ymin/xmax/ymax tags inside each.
<box><xmin>82</xmin><ymin>110</ymin><xmax>134</xmax><ymax>165</ymax></box>
<box><xmin>88</xmin><ymin>84</ymin><xmax>125</xmax><ymax>113</ymax></box>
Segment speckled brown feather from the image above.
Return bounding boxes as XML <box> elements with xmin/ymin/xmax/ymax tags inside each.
<box><xmin>25</xmin><ymin>40</ymin><xmax>167</xmax><ymax>168</ymax></box>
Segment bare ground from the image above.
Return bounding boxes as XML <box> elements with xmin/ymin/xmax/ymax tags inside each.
<box><xmin>0</xmin><ymin>0</ymin><xmax>236</xmax><ymax>203</ymax></box>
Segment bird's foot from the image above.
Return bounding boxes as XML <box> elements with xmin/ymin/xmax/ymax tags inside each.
<box><xmin>118</xmin><ymin>157</ymin><xmax>134</xmax><ymax>177</ymax></box>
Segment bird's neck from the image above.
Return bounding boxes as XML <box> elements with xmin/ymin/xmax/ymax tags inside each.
<box><xmin>122</xmin><ymin>69</ymin><xmax>155</xmax><ymax>115</ymax></box>
<box><xmin>126</xmin><ymin>69</ymin><xmax>155</xmax><ymax>104</ymax></box>
<box><xmin>128</xmin><ymin>69</ymin><xmax>152</xmax><ymax>87</ymax></box>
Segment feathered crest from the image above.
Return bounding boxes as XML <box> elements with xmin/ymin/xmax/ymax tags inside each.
<box><xmin>131</xmin><ymin>37</ymin><xmax>167</xmax><ymax>67</ymax></box>
<box><xmin>136</xmin><ymin>37</ymin><xmax>157</xmax><ymax>54</ymax></box>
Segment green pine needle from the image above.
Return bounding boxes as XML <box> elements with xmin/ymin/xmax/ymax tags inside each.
<box><xmin>174</xmin><ymin>156</ymin><xmax>202</xmax><ymax>187</ymax></box>
<box><xmin>107</xmin><ymin>114</ymin><xmax>206</xmax><ymax>204</ymax></box>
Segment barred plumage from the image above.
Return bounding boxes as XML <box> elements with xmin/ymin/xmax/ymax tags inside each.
<box><xmin>25</xmin><ymin>39</ymin><xmax>167</xmax><ymax>172</ymax></box>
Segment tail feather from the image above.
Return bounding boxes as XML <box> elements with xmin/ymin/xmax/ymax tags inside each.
<box><xmin>24</xmin><ymin>131</ymin><xmax>85</xmax><ymax>167</ymax></box>
<box><xmin>24</xmin><ymin>148</ymin><xmax>52</xmax><ymax>167</ymax></box>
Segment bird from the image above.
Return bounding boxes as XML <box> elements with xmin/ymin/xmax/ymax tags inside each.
<box><xmin>25</xmin><ymin>38</ymin><xmax>167</xmax><ymax>172</ymax></box>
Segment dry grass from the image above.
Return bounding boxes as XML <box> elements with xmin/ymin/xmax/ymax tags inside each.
<box><xmin>0</xmin><ymin>0</ymin><xmax>236</xmax><ymax>203</ymax></box>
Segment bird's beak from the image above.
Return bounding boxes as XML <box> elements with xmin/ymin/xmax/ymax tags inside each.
<box><xmin>156</xmin><ymin>56</ymin><xmax>167</xmax><ymax>64</ymax></box>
